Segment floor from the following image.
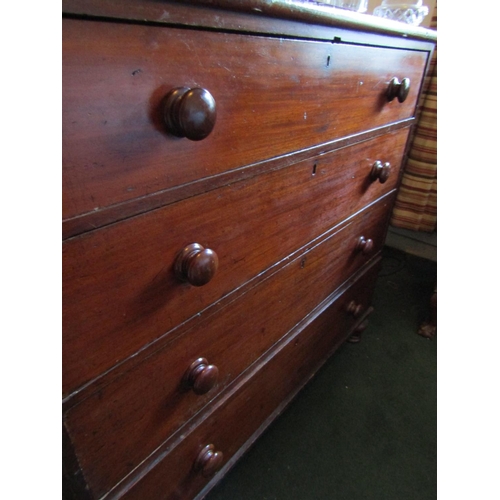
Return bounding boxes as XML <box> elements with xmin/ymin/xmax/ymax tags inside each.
<box><xmin>205</xmin><ymin>246</ymin><xmax>437</xmax><ymax>500</ymax></box>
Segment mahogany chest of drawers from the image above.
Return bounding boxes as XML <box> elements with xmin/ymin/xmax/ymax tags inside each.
<box><xmin>62</xmin><ymin>2</ymin><xmax>436</xmax><ymax>498</ymax></box>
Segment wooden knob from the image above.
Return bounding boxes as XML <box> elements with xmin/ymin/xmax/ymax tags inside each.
<box><xmin>370</xmin><ymin>161</ymin><xmax>391</xmax><ymax>184</ymax></box>
<box><xmin>387</xmin><ymin>77</ymin><xmax>410</xmax><ymax>103</ymax></box>
<box><xmin>356</xmin><ymin>236</ymin><xmax>374</xmax><ymax>255</ymax></box>
<box><xmin>194</xmin><ymin>444</ymin><xmax>224</xmax><ymax>477</ymax></box>
<box><xmin>174</xmin><ymin>243</ymin><xmax>218</xmax><ymax>287</ymax></box>
<box><xmin>346</xmin><ymin>307</ymin><xmax>374</xmax><ymax>344</ymax></box>
<box><xmin>163</xmin><ymin>87</ymin><xmax>216</xmax><ymax>140</ymax></box>
<box><xmin>347</xmin><ymin>300</ymin><xmax>363</xmax><ymax>318</ymax></box>
<box><xmin>184</xmin><ymin>358</ymin><xmax>219</xmax><ymax>395</ymax></box>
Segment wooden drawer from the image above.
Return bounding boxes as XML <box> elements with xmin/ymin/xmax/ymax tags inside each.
<box><xmin>63</xmin><ymin>18</ymin><xmax>427</xmax><ymax>220</ymax></box>
<box><xmin>63</xmin><ymin>195</ymin><xmax>392</xmax><ymax>498</ymax></box>
<box><xmin>116</xmin><ymin>259</ymin><xmax>382</xmax><ymax>499</ymax></box>
<box><xmin>63</xmin><ymin>130</ymin><xmax>407</xmax><ymax>396</ymax></box>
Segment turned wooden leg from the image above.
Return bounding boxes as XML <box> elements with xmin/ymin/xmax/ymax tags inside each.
<box><xmin>347</xmin><ymin>319</ymin><xmax>368</xmax><ymax>343</ymax></box>
<box><xmin>418</xmin><ymin>288</ymin><xmax>437</xmax><ymax>339</ymax></box>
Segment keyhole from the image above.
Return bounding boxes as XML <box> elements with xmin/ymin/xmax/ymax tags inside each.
<box><xmin>312</xmin><ymin>163</ymin><xmax>317</xmax><ymax>176</ymax></box>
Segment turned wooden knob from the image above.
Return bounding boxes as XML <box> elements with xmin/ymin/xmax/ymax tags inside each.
<box><xmin>356</xmin><ymin>236</ymin><xmax>374</xmax><ymax>255</ymax></box>
<box><xmin>387</xmin><ymin>77</ymin><xmax>411</xmax><ymax>103</ymax></box>
<box><xmin>194</xmin><ymin>444</ymin><xmax>224</xmax><ymax>477</ymax></box>
<box><xmin>184</xmin><ymin>358</ymin><xmax>219</xmax><ymax>395</ymax></box>
<box><xmin>174</xmin><ymin>243</ymin><xmax>218</xmax><ymax>286</ymax></box>
<box><xmin>163</xmin><ymin>87</ymin><xmax>216</xmax><ymax>140</ymax></box>
<box><xmin>370</xmin><ymin>161</ymin><xmax>391</xmax><ymax>184</ymax></box>
<box><xmin>347</xmin><ymin>306</ymin><xmax>374</xmax><ymax>343</ymax></box>
<box><xmin>347</xmin><ymin>300</ymin><xmax>363</xmax><ymax>318</ymax></box>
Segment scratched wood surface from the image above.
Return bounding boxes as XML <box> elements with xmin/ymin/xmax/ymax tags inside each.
<box><xmin>63</xmin><ymin>131</ymin><xmax>407</xmax><ymax>398</ymax></box>
<box><xmin>63</xmin><ymin>18</ymin><xmax>426</xmax><ymax>221</ymax></box>
<box><xmin>62</xmin><ymin>0</ymin><xmax>438</xmax><ymax>44</ymax></box>
<box><xmin>116</xmin><ymin>260</ymin><xmax>382</xmax><ymax>500</ymax></box>
<box><xmin>64</xmin><ymin>195</ymin><xmax>393</xmax><ymax>497</ymax></box>
<box><xmin>62</xmin><ymin>3</ymin><xmax>435</xmax><ymax>498</ymax></box>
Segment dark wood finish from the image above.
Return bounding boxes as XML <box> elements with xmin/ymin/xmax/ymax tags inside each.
<box><xmin>174</xmin><ymin>243</ymin><xmax>219</xmax><ymax>287</ymax></box>
<box><xmin>163</xmin><ymin>87</ymin><xmax>217</xmax><ymax>141</ymax></box>
<box><xmin>356</xmin><ymin>236</ymin><xmax>375</xmax><ymax>255</ymax></box>
<box><xmin>183</xmin><ymin>358</ymin><xmax>219</xmax><ymax>396</ymax></box>
<box><xmin>115</xmin><ymin>260</ymin><xmax>382</xmax><ymax>500</ymax></box>
<box><xmin>63</xmin><ymin>130</ymin><xmax>408</xmax><ymax>397</ymax></box>
<box><xmin>194</xmin><ymin>444</ymin><xmax>224</xmax><ymax>478</ymax></box>
<box><xmin>63</xmin><ymin>18</ymin><xmax>426</xmax><ymax>221</ymax></box>
<box><xmin>371</xmin><ymin>160</ymin><xmax>391</xmax><ymax>184</ymax></box>
<box><xmin>63</xmin><ymin>195</ymin><xmax>394</xmax><ymax>497</ymax></box>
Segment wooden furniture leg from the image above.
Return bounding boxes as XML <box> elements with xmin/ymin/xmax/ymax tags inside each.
<box><xmin>418</xmin><ymin>287</ymin><xmax>437</xmax><ymax>339</ymax></box>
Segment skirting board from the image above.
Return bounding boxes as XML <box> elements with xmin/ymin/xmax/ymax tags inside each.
<box><xmin>384</xmin><ymin>226</ymin><xmax>437</xmax><ymax>262</ymax></box>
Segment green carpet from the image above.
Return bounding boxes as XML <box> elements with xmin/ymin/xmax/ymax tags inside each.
<box><xmin>206</xmin><ymin>246</ymin><xmax>437</xmax><ymax>500</ymax></box>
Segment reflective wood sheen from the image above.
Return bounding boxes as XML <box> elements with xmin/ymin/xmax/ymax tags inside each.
<box><xmin>184</xmin><ymin>358</ymin><xmax>219</xmax><ymax>395</ymax></box>
<box><xmin>387</xmin><ymin>77</ymin><xmax>411</xmax><ymax>103</ymax></box>
<box><xmin>62</xmin><ymin>3</ymin><xmax>435</xmax><ymax>499</ymax></box>
<box><xmin>118</xmin><ymin>261</ymin><xmax>382</xmax><ymax>500</ymax></box>
<box><xmin>194</xmin><ymin>444</ymin><xmax>224</xmax><ymax>478</ymax></box>
<box><xmin>62</xmin><ymin>19</ymin><xmax>426</xmax><ymax>222</ymax></box>
<box><xmin>63</xmin><ymin>196</ymin><xmax>395</xmax><ymax>497</ymax></box>
<box><xmin>371</xmin><ymin>160</ymin><xmax>391</xmax><ymax>184</ymax></box>
<box><xmin>62</xmin><ymin>0</ymin><xmax>438</xmax><ymax>43</ymax></box>
<box><xmin>356</xmin><ymin>236</ymin><xmax>375</xmax><ymax>255</ymax></box>
<box><xmin>63</xmin><ymin>130</ymin><xmax>408</xmax><ymax>397</ymax></box>
<box><xmin>163</xmin><ymin>87</ymin><xmax>217</xmax><ymax>141</ymax></box>
<box><xmin>174</xmin><ymin>243</ymin><xmax>219</xmax><ymax>287</ymax></box>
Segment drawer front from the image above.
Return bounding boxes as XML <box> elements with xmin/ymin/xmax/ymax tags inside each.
<box><xmin>64</xmin><ymin>196</ymin><xmax>392</xmax><ymax>497</ymax></box>
<box><xmin>119</xmin><ymin>260</ymin><xmax>382</xmax><ymax>500</ymax></box>
<box><xmin>63</xmin><ymin>18</ymin><xmax>426</xmax><ymax>219</ymax></box>
<box><xmin>63</xmin><ymin>130</ymin><xmax>407</xmax><ymax>396</ymax></box>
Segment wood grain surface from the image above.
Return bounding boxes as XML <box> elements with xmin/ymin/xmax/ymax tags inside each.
<box><xmin>62</xmin><ymin>0</ymin><xmax>437</xmax><ymax>43</ymax></box>
<box><xmin>63</xmin><ymin>130</ymin><xmax>407</xmax><ymax>397</ymax></box>
<box><xmin>64</xmin><ymin>193</ymin><xmax>393</xmax><ymax>497</ymax></box>
<box><xmin>63</xmin><ymin>18</ymin><xmax>425</xmax><ymax>221</ymax></box>
<box><xmin>62</xmin><ymin>4</ymin><xmax>436</xmax><ymax>499</ymax></box>
<box><xmin>116</xmin><ymin>260</ymin><xmax>382</xmax><ymax>499</ymax></box>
